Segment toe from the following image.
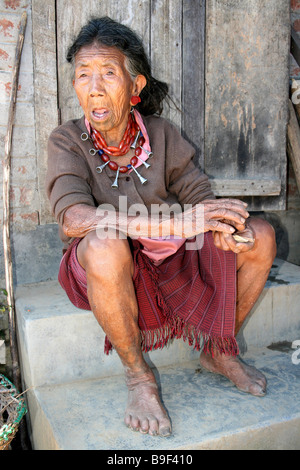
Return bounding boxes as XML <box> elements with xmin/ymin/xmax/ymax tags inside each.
<box><xmin>131</xmin><ymin>416</ymin><xmax>140</xmax><ymax>432</ymax></box>
<box><xmin>124</xmin><ymin>413</ymin><xmax>132</xmax><ymax>429</ymax></box>
<box><xmin>255</xmin><ymin>376</ymin><xmax>267</xmax><ymax>390</ymax></box>
<box><xmin>158</xmin><ymin>416</ymin><xmax>172</xmax><ymax>437</ymax></box>
<box><xmin>139</xmin><ymin>418</ymin><xmax>150</xmax><ymax>434</ymax></box>
<box><xmin>148</xmin><ymin>418</ymin><xmax>159</xmax><ymax>436</ymax></box>
<box><xmin>249</xmin><ymin>382</ymin><xmax>266</xmax><ymax>397</ymax></box>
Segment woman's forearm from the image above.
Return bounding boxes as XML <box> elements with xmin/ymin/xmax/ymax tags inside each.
<box><xmin>62</xmin><ymin>198</ymin><xmax>249</xmax><ymax>240</ymax></box>
<box><xmin>62</xmin><ymin>204</ymin><xmax>175</xmax><ymax>239</ymax></box>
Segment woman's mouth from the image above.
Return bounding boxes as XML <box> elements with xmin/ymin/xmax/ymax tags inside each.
<box><xmin>91</xmin><ymin>109</ymin><xmax>109</xmax><ymax>121</ymax></box>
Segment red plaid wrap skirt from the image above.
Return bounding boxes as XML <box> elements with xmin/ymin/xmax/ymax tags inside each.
<box><xmin>58</xmin><ymin>233</ymin><xmax>238</xmax><ymax>356</ymax></box>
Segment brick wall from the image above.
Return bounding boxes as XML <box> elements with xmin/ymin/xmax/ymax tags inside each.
<box><xmin>0</xmin><ymin>0</ymin><xmax>39</xmax><ymax>234</ymax></box>
<box><xmin>0</xmin><ymin>0</ymin><xmax>37</xmax><ymax>376</ymax></box>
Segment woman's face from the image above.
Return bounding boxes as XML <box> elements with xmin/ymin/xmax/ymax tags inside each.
<box><xmin>73</xmin><ymin>42</ymin><xmax>145</xmax><ymax>145</ymax></box>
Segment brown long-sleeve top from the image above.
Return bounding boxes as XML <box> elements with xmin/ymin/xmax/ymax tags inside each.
<box><xmin>46</xmin><ymin>114</ymin><xmax>214</xmax><ymax>249</ymax></box>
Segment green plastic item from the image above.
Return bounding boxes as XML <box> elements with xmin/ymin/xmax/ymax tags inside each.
<box><xmin>0</xmin><ymin>374</ymin><xmax>27</xmax><ymax>449</ymax></box>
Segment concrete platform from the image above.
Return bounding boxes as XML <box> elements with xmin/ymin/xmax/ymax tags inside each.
<box><xmin>14</xmin><ymin>258</ymin><xmax>300</xmax><ymax>450</ymax></box>
<box><xmin>27</xmin><ymin>348</ymin><xmax>300</xmax><ymax>450</ymax></box>
<box><xmin>15</xmin><ymin>259</ymin><xmax>300</xmax><ymax>389</ymax></box>
<box><xmin>15</xmin><ymin>280</ymin><xmax>200</xmax><ymax>389</ymax></box>
<box><xmin>240</xmin><ymin>258</ymin><xmax>300</xmax><ymax>351</ymax></box>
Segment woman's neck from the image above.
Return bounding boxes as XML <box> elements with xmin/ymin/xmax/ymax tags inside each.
<box><xmin>101</xmin><ymin>125</ymin><xmax>127</xmax><ymax>147</ymax></box>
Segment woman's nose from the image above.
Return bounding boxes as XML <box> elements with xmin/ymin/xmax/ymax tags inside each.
<box><xmin>89</xmin><ymin>74</ymin><xmax>105</xmax><ymax>96</ymax></box>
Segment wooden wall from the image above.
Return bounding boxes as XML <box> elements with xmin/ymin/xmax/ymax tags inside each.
<box><xmin>32</xmin><ymin>0</ymin><xmax>290</xmax><ymax>224</ymax></box>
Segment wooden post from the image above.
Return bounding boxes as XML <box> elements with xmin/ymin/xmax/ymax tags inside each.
<box><xmin>2</xmin><ymin>11</ymin><xmax>27</xmax><ymax>392</ymax></box>
<box><xmin>287</xmin><ymin>99</ymin><xmax>300</xmax><ymax>195</ymax></box>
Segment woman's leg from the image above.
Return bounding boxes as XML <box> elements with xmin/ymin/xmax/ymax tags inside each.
<box><xmin>235</xmin><ymin>217</ymin><xmax>277</xmax><ymax>334</ymax></box>
<box><xmin>77</xmin><ymin>231</ymin><xmax>171</xmax><ymax>436</ymax></box>
<box><xmin>200</xmin><ymin>218</ymin><xmax>276</xmax><ymax>396</ymax></box>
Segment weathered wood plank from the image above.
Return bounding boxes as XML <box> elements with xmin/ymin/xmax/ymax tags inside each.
<box><xmin>210</xmin><ymin>178</ymin><xmax>282</xmax><ymax>197</ymax></box>
<box><xmin>32</xmin><ymin>0</ymin><xmax>58</xmax><ymax>224</ymax></box>
<box><xmin>205</xmin><ymin>0</ymin><xmax>290</xmax><ymax>210</ymax></box>
<box><xmin>182</xmin><ymin>0</ymin><xmax>206</xmax><ymax>168</ymax></box>
<box><xmin>150</xmin><ymin>0</ymin><xmax>182</xmax><ymax>129</ymax></box>
<box><xmin>291</xmin><ymin>27</ymin><xmax>300</xmax><ymax>68</ymax></box>
<box><xmin>287</xmin><ymin>100</ymin><xmax>300</xmax><ymax>195</ymax></box>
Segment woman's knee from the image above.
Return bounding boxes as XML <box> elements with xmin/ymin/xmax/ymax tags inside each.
<box><xmin>248</xmin><ymin>217</ymin><xmax>277</xmax><ymax>263</ymax></box>
<box><xmin>77</xmin><ymin>231</ymin><xmax>134</xmax><ymax>276</ymax></box>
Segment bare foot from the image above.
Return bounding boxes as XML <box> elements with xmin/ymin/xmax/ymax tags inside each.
<box><xmin>124</xmin><ymin>367</ymin><xmax>172</xmax><ymax>436</ymax></box>
<box><xmin>199</xmin><ymin>350</ymin><xmax>267</xmax><ymax>396</ymax></box>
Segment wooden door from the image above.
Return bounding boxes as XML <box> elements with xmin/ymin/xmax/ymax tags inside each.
<box><xmin>204</xmin><ymin>0</ymin><xmax>290</xmax><ymax>210</ymax></box>
<box><xmin>54</xmin><ymin>0</ymin><xmax>290</xmax><ymax>211</ymax></box>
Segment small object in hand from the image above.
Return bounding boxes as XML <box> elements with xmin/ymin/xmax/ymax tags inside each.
<box><xmin>233</xmin><ymin>234</ymin><xmax>255</xmax><ymax>243</ymax></box>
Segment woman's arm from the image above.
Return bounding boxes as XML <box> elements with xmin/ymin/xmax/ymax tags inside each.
<box><xmin>62</xmin><ymin>203</ymin><xmax>170</xmax><ymax>239</ymax></box>
<box><xmin>63</xmin><ymin>200</ymin><xmax>249</xmax><ymax>240</ymax></box>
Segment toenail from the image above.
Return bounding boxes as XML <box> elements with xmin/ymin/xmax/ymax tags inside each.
<box><xmin>160</xmin><ymin>427</ymin><xmax>172</xmax><ymax>437</ymax></box>
<box><xmin>252</xmin><ymin>386</ymin><xmax>266</xmax><ymax>397</ymax></box>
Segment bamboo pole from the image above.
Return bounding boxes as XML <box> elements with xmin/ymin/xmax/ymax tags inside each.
<box><xmin>2</xmin><ymin>11</ymin><xmax>27</xmax><ymax>393</ymax></box>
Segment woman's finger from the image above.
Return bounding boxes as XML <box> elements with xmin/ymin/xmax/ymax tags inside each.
<box><xmin>204</xmin><ymin>198</ymin><xmax>247</xmax><ymax>204</ymax></box>
<box><xmin>212</xmin><ymin>231</ymin><xmax>221</xmax><ymax>249</ymax></box>
<box><xmin>206</xmin><ymin>219</ymin><xmax>236</xmax><ymax>234</ymax></box>
<box><xmin>218</xmin><ymin>233</ymin><xmax>232</xmax><ymax>251</ymax></box>
<box><xmin>206</xmin><ymin>208</ymin><xmax>247</xmax><ymax>228</ymax></box>
<box><xmin>203</xmin><ymin>198</ymin><xmax>249</xmax><ymax>212</ymax></box>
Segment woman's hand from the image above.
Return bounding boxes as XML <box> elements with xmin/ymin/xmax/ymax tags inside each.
<box><xmin>174</xmin><ymin>198</ymin><xmax>249</xmax><ymax>239</ymax></box>
<box><xmin>213</xmin><ymin>224</ymin><xmax>255</xmax><ymax>253</ymax></box>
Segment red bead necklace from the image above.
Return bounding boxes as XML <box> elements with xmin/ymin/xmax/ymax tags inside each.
<box><xmin>89</xmin><ymin>112</ymin><xmax>150</xmax><ymax>187</ymax></box>
<box><xmin>91</xmin><ymin>112</ymin><xmax>138</xmax><ymax>157</ymax></box>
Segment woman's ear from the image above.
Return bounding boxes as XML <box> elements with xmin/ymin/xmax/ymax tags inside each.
<box><xmin>133</xmin><ymin>74</ymin><xmax>147</xmax><ymax>96</ymax></box>
<box><xmin>130</xmin><ymin>75</ymin><xmax>147</xmax><ymax>106</ymax></box>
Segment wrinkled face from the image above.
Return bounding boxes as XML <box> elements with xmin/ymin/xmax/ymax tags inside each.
<box><xmin>73</xmin><ymin>43</ymin><xmax>145</xmax><ymax>144</ymax></box>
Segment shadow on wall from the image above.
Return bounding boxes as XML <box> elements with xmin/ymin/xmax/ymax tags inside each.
<box><xmin>260</xmin><ymin>212</ymin><xmax>289</xmax><ymax>261</ymax></box>
<box><xmin>0</xmin><ymin>224</ymin><xmax>63</xmax><ymax>287</ymax></box>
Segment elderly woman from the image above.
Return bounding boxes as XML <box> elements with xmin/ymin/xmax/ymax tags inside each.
<box><xmin>46</xmin><ymin>17</ymin><xmax>276</xmax><ymax>437</ymax></box>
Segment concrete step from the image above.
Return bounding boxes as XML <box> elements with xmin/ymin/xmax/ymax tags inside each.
<box><xmin>240</xmin><ymin>258</ymin><xmax>300</xmax><ymax>351</ymax></box>
<box><xmin>15</xmin><ymin>258</ymin><xmax>300</xmax><ymax>389</ymax></box>
<box><xmin>15</xmin><ymin>281</ymin><xmax>200</xmax><ymax>389</ymax></box>
<box><xmin>26</xmin><ymin>347</ymin><xmax>300</xmax><ymax>450</ymax></box>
